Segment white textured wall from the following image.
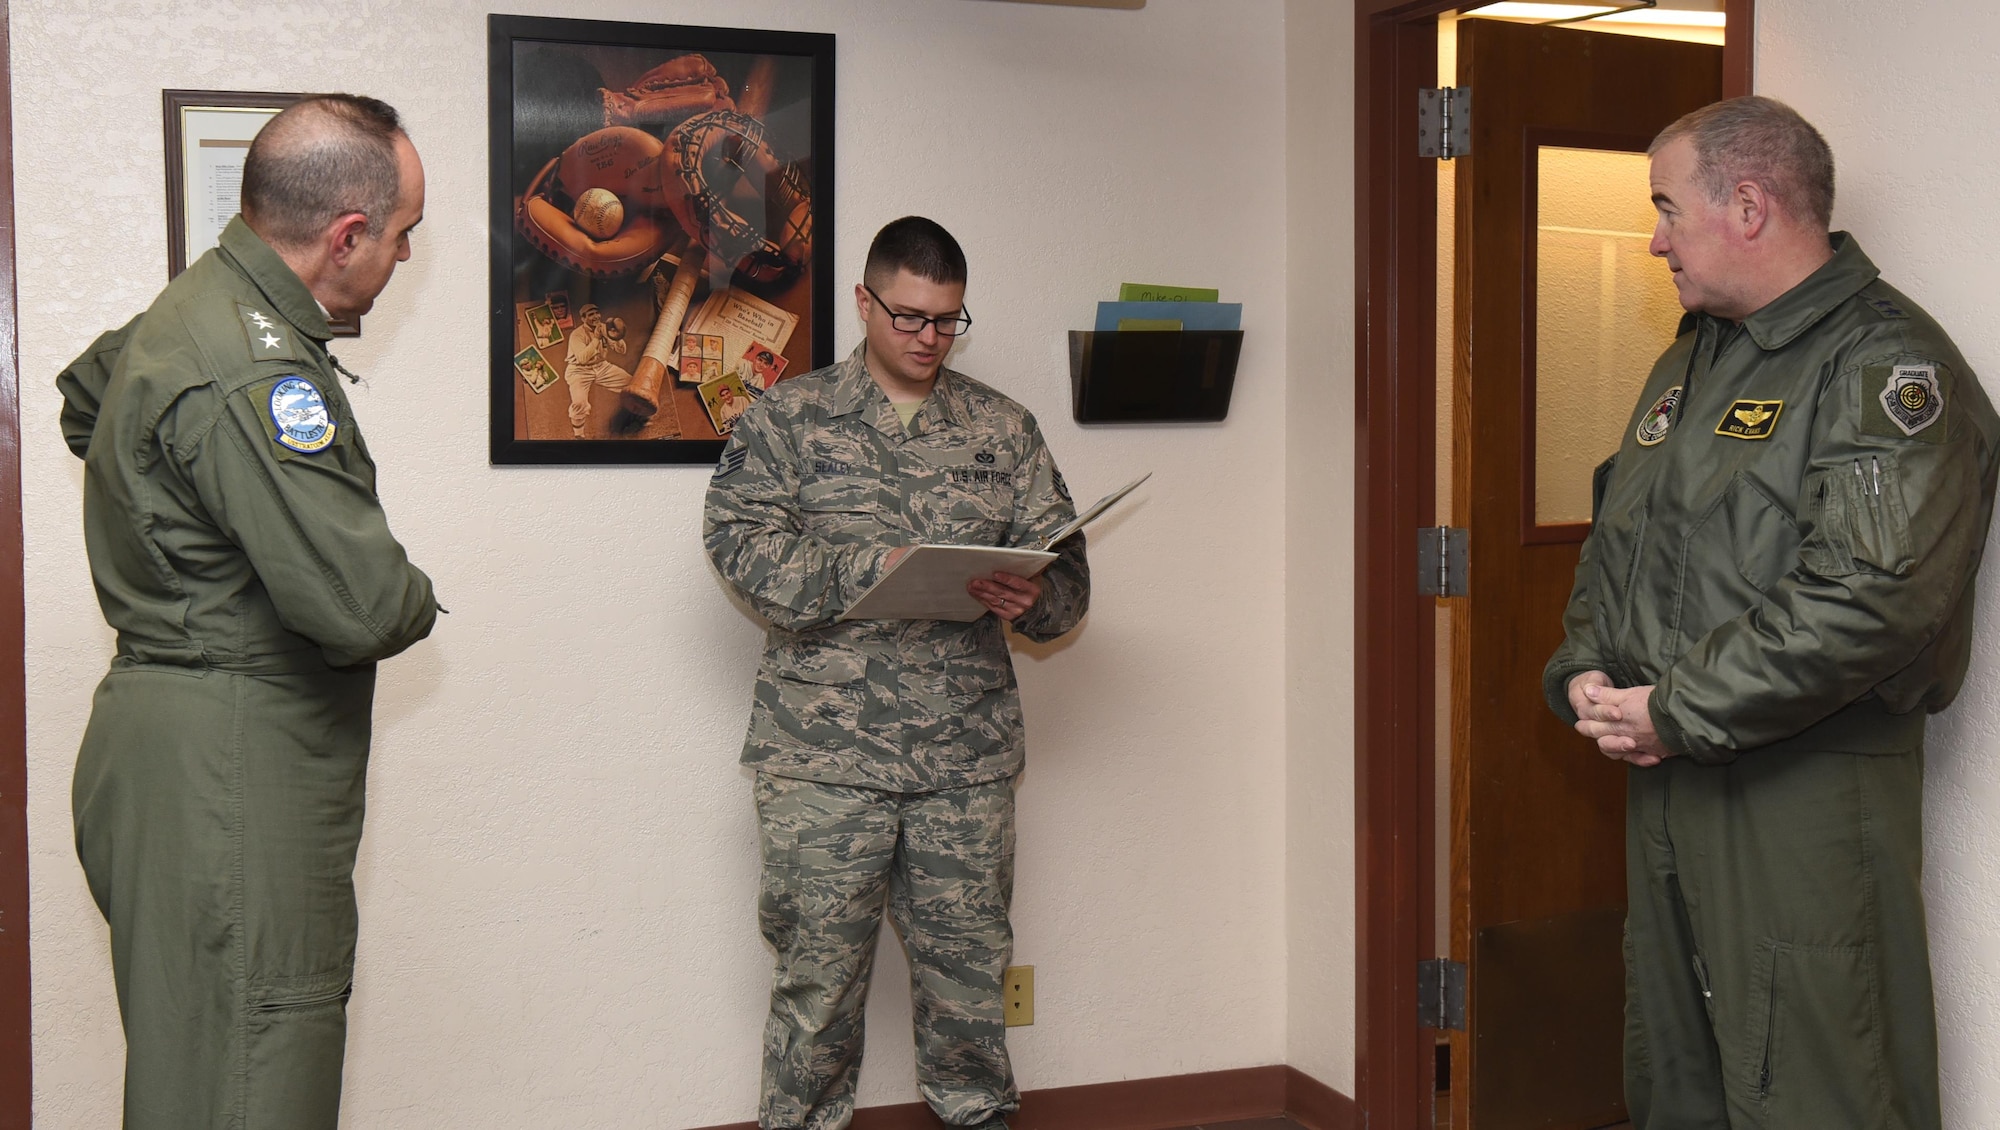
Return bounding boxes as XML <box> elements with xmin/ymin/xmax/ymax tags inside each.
<box><xmin>1281</xmin><ymin>0</ymin><xmax>1357</xmax><ymax>1096</ymax></box>
<box><xmin>1760</xmin><ymin>2</ymin><xmax>2000</xmax><ymax>1123</ymax></box>
<box><xmin>15</xmin><ymin>1</ymin><xmax>1293</xmax><ymax>1125</ymax></box>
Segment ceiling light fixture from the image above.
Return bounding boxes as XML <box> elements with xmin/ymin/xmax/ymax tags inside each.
<box><xmin>1590</xmin><ymin>7</ymin><xmax>1726</xmax><ymax>26</ymax></box>
<box><xmin>1462</xmin><ymin>1</ymin><xmax>1659</xmax><ymax>25</ymax></box>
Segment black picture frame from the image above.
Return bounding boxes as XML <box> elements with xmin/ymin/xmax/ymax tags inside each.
<box><xmin>487</xmin><ymin>15</ymin><xmax>835</xmax><ymax>465</ymax></box>
<box><xmin>163</xmin><ymin>89</ymin><xmax>361</xmax><ymax>336</ymax></box>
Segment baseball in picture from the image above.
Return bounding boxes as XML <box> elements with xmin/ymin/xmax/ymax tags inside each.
<box><xmin>488</xmin><ymin>16</ymin><xmax>834</xmax><ymax>464</ymax></box>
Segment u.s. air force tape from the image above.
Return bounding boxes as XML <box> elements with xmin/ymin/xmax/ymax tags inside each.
<box><xmin>269</xmin><ymin>376</ymin><xmax>336</xmax><ymax>454</ymax></box>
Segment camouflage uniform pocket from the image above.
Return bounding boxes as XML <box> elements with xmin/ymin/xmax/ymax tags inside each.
<box><xmin>753</xmin><ymin>644</ymin><xmax>871</xmax><ymax>752</ymax></box>
<box><xmin>940</xmin><ymin>662</ymin><xmax>1011</xmax><ymax>699</ymax></box>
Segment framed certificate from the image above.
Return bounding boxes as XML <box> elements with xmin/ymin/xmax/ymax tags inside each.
<box><xmin>163</xmin><ymin>89</ymin><xmax>359</xmax><ymax>335</ymax></box>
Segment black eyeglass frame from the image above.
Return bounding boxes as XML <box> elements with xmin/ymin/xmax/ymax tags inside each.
<box><xmin>863</xmin><ymin>283</ymin><xmax>973</xmax><ymax>337</ymax></box>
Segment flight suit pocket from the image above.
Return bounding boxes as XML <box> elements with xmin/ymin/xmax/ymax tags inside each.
<box><xmin>1722</xmin><ymin>475</ymin><xmax>1799</xmax><ymax>592</ymax></box>
<box><xmin>1844</xmin><ymin>455</ymin><xmax>1914</xmax><ymax>574</ymax></box>
<box><xmin>1802</xmin><ymin>460</ymin><xmax>1914</xmax><ymax>577</ymax></box>
<box><xmin>1750</xmin><ymin>940</ymin><xmax>1889</xmax><ymax>1123</ymax></box>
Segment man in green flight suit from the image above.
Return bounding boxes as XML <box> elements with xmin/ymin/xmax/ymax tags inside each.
<box><xmin>56</xmin><ymin>94</ymin><xmax>437</xmax><ymax>1128</ymax></box>
<box><xmin>705</xmin><ymin>217</ymin><xmax>1090</xmax><ymax>1130</ymax></box>
<box><xmin>1545</xmin><ymin>96</ymin><xmax>1999</xmax><ymax>1129</ymax></box>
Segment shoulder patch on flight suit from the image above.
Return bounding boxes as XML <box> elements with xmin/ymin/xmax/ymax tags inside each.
<box><xmin>237</xmin><ymin>303</ymin><xmax>299</xmax><ymax>362</ymax></box>
<box><xmin>1865</xmin><ymin>363</ymin><xmax>1947</xmax><ymax>443</ymax></box>
<box><xmin>1636</xmin><ymin>385</ymin><xmax>1683</xmax><ymax>447</ymax></box>
<box><xmin>1715</xmin><ymin>399</ymin><xmax>1783</xmax><ymax>440</ymax></box>
<box><xmin>268</xmin><ymin>376</ymin><xmax>337</xmax><ymax>454</ymax></box>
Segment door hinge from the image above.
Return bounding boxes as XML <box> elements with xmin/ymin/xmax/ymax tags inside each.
<box><xmin>1418</xmin><ymin>86</ymin><xmax>1472</xmax><ymax>160</ymax></box>
<box><xmin>1417</xmin><ymin>526</ymin><xmax>1469</xmax><ymax>598</ymax></box>
<box><xmin>1418</xmin><ymin>958</ymin><xmax>1468</xmax><ymax>1030</ymax></box>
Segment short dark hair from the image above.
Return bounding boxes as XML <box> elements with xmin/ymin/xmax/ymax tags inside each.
<box><xmin>242</xmin><ymin>94</ymin><xmax>407</xmax><ymax>248</ymax></box>
<box><xmin>1651</xmin><ymin>96</ymin><xmax>1835</xmax><ymax>230</ymax></box>
<box><xmin>863</xmin><ymin>216</ymin><xmax>967</xmax><ymax>288</ymax></box>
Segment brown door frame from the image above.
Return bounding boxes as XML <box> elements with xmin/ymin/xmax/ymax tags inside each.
<box><xmin>0</xmin><ymin>0</ymin><xmax>28</xmax><ymax>1124</ymax></box>
<box><xmin>1350</xmin><ymin>3</ymin><xmax>1752</xmax><ymax>1125</ymax></box>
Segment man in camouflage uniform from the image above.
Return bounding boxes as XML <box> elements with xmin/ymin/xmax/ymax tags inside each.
<box><xmin>1548</xmin><ymin>98</ymin><xmax>1999</xmax><ymax>1128</ymax></box>
<box><xmin>57</xmin><ymin>95</ymin><xmax>436</xmax><ymax>1128</ymax></box>
<box><xmin>705</xmin><ymin>217</ymin><xmax>1090</xmax><ymax>1130</ymax></box>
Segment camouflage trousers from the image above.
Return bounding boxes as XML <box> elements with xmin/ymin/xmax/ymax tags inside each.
<box><xmin>754</xmin><ymin>771</ymin><xmax>1019</xmax><ymax>1130</ymax></box>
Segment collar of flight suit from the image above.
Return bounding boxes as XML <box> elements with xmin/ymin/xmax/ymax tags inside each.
<box><xmin>1724</xmin><ymin>231</ymin><xmax>1882</xmax><ymax>352</ymax></box>
<box><xmin>214</xmin><ymin>216</ymin><xmax>336</xmax><ymax>343</ymax></box>
<box><xmin>826</xmin><ymin>342</ymin><xmax>974</xmax><ymax>435</ymax></box>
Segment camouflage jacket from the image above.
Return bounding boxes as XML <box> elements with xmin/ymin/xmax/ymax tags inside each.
<box><xmin>703</xmin><ymin>344</ymin><xmax>1091</xmax><ymax>791</ymax></box>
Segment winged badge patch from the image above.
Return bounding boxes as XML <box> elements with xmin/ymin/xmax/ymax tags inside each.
<box><xmin>1715</xmin><ymin>399</ymin><xmax>1783</xmax><ymax>440</ymax></box>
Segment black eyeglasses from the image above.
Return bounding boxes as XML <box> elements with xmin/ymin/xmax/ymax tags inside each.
<box><xmin>864</xmin><ymin>284</ymin><xmax>973</xmax><ymax>337</ymax></box>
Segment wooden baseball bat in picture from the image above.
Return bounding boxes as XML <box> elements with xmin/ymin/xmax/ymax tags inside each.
<box><xmin>622</xmin><ymin>249</ymin><xmax>706</xmax><ymax>418</ymax></box>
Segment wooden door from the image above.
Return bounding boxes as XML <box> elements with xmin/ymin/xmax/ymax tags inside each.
<box><xmin>1447</xmin><ymin>20</ymin><xmax>1720</xmax><ymax>1130</ymax></box>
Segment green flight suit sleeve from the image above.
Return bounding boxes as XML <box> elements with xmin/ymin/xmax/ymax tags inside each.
<box><xmin>1544</xmin><ymin>453</ymin><xmax>1620</xmax><ymax>724</ymax></box>
<box><xmin>172</xmin><ymin>381</ymin><xmax>438</xmax><ymax>667</ymax></box>
<box><xmin>702</xmin><ymin>403</ymin><xmax>897</xmax><ymax>631</ymax></box>
<box><xmin>56</xmin><ymin>314</ymin><xmax>142</xmax><ymax>459</ymax></box>
<box><xmin>1005</xmin><ymin>411</ymin><xmax>1090</xmax><ymax>643</ymax></box>
<box><xmin>1651</xmin><ymin>357</ymin><xmax>1993</xmax><ymax>764</ymax></box>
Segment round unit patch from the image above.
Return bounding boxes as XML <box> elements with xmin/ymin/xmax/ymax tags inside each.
<box><xmin>268</xmin><ymin>376</ymin><xmax>336</xmax><ymax>454</ymax></box>
<box><xmin>1635</xmin><ymin>385</ymin><xmax>1683</xmax><ymax>447</ymax></box>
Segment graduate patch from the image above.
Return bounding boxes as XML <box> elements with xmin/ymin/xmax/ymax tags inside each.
<box><xmin>268</xmin><ymin>377</ymin><xmax>335</xmax><ymax>453</ymax></box>
<box><xmin>1879</xmin><ymin>364</ymin><xmax>1943</xmax><ymax>437</ymax></box>
<box><xmin>1715</xmin><ymin>399</ymin><xmax>1783</xmax><ymax>440</ymax></box>
<box><xmin>1635</xmin><ymin>385</ymin><xmax>1683</xmax><ymax>447</ymax></box>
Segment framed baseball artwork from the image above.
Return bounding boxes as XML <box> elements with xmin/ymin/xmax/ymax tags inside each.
<box><xmin>487</xmin><ymin>15</ymin><xmax>835</xmax><ymax>465</ymax></box>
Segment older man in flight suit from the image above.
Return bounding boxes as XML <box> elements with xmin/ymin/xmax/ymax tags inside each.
<box><xmin>705</xmin><ymin>217</ymin><xmax>1089</xmax><ymax>1130</ymax></box>
<box><xmin>1546</xmin><ymin>96</ymin><xmax>2000</xmax><ymax>1129</ymax></box>
<box><xmin>57</xmin><ymin>94</ymin><xmax>436</xmax><ymax>1128</ymax></box>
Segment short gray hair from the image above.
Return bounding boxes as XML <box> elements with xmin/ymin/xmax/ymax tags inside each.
<box><xmin>242</xmin><ymin>94</ymin><xmax>406</xmax><ymax>247</ymax></box>
<box><xmin>1650</xmin><ymin>96</ymin><xmax>1835</xmax><ymax>230</ymax></box>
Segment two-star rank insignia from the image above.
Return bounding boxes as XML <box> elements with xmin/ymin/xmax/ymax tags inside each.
<box><xmin>237</xmin><ymin>303</ymin><xmax>298</xmax><ymax>362</ymax></box>
<box><xmin>1715</xmin><ymin>399</ymin><xmax>1784</xmax><ymax>440</ymax></box>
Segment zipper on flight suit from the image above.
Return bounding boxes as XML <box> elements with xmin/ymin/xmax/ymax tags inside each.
<box><xmin>1756</xmin><ymin>954</ymin><xmax>1777</xmax><ymax>1099</ymax></box>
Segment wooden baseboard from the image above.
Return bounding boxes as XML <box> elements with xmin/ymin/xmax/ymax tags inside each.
<box><xmin>1284</xmin><ymin>1065</ymin><xmax>1360</xmax><ymax>1130</ymax></box>
<box><xmin>686</xmin><ymin>1063</ymin><xmax>1356</xmax><ymax>1130</ymax></box>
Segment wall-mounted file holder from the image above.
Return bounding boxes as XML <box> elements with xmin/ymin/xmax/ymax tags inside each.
<box><xmin>1066</xmin><ymin>330</ymin><xmax>1244</xmax><ymax>423</ymax></box>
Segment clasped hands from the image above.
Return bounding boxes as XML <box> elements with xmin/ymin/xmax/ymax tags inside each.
<box><xmin>1568</xmin><ymin>670</ymin><xmax>1672</xmax><ymax>767</ymax></box>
